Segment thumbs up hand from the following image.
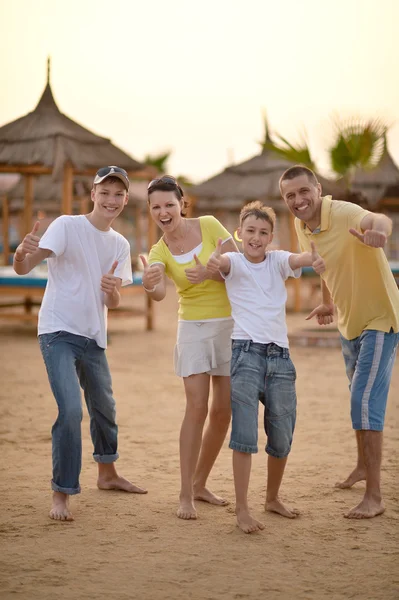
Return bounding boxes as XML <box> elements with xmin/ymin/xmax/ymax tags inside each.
<box><xmin>185</xmin><ymin>253</ymin><xmax>208</xmax><ymax>284</ymax></box>
<box><xmin>206</xmin><ymin>238</ymin><xmax>223</xmax><ymax>274</ymax></box>
<box><xmin>349</xmin><ymin>228</ymin><xmax>387</xmax><ymax>248</ymax></box>
<box><xmin>101</xmin><ymin>261</ymin><xmax>120</xmax><ymax>294</ymax></box>
<box><xmin>140</xmin><ymin>255</ymin><xmax>163</xmax><ymax>292</ymax></box>
<box><xmin>15</xmin><ymin>221</ymin><xmax>41</xmax><ymax>261</ymax></box>
<box><xmin>310</xmin><ymin>241</ymin><xmax>325</xmax><ymax>275</ymax></box>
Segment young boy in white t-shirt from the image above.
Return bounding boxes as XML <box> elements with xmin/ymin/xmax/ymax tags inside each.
<box><xmin>13</xmin><ymin>166</ymin><xmax>147</xmax><ymax>522</ymax></box>
<box><xmin>207</xmin><ymin>201</ymin><xmax>325</xmax><ymax>533</ymax></box>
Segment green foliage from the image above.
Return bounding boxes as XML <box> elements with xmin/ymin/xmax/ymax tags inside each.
<box><xmin>330</xmin><ymin>117</ymin><xmax>388</xmax><ymax>178</ymax></box>
<box><xmin>144</xmin><ymin>151</ymin><xmax>171</xmax><ymax>173</ymax></box>
<box><xmin>263</xmin><ymin>134</ymin><xmax>316</xmax><ymax>170</ymax></box>
<box><xmin>259</xmin><ymin>113</ymin><xmax>389</xmax><ymax>184</ymax></box>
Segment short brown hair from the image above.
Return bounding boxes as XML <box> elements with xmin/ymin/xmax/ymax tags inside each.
<box><xmin>279</xmin><ymin>165</ymin><xmax>319</xmax><ymax>192</ymax></box>
<box><xmin>239</xmin><ymin>201</ymin><xmax>276</xmax><ymax>231</ymax></box>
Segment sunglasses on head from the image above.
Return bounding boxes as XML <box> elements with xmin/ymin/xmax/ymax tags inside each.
<box><xmin>96</xmin><ymin>166</ymin><xmax>129</xmax><ymax>178</ymax></box>
<box><xmin>147</xmin><ymin>176</ymin><xmax>181</xmax><ymax>190</ymax></box>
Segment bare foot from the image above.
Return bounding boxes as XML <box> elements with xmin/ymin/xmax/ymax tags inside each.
<box><xmin>49</xmin><ymin>492</ymin><xmax>74</xmax><ymax>522</ymax></box>
<box><xmin>265</xmin><ymin>498</ymin><xmax>300</xmax><ymax>519</ymax></box>
<box><xmin>344</xmin><ymin>496</ymin><xmax>385</xmax><ymax>519</ymax></box>
<box><xmin>97</xmin><ymin>475</ymin><xmax>147</xmax><ymax>494</ymax></box>
<box><xmin>335</xmin><ymin>467</ymin><xmax>366</xmax><ymax>489</ymax></box>
<box><xmin>177</xmin><ymin>497</ymin><xmax>197</xmax><ymax>520</ymax></box>
<box><xmin>236</xmin><ymin>508</ymin><xmax>265</xmax><ymax>534</ymax></box>
<box><xmin>193</xmin><ymin>486</ymin><xmax>229</xmax><ymax>506</ymax></box>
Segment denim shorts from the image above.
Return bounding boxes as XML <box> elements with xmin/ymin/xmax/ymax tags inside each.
<box><xmin>340</xmin><ymin>329</ymin><xmax>399</xmax><ymax>431</ymax></box>
<box><xmin>229</xmin><ymin>340</ymin><xmax>297</xmax><ymax>458</ymax></box>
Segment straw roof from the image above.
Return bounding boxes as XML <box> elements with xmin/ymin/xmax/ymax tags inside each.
<box><xmin>350</xmin><ymin>149</ymin><xmax>399</xmax><ymax>206</ymax></box>
<box><xmin>0</xmin><ymin>62</ymin><xmax>144</xmax><ymax>179</ymax></box>
<box><xmin>190</xmin><ymin>147</ymin><xmax>345</xmax><ymax>210</ymax></box>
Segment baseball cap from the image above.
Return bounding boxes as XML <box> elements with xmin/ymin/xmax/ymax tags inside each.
<box><xmin>93</xmin><ymin>166</ymin><xmax>130</xmax><ymax>191</ymax></box>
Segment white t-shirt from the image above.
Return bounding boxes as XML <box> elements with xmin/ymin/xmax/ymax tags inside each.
<box><xmin>38</xmin><ymin>215</ymin><xmax>132</xmax><ymax>349</ymax></box>
<box><xmin>223</xmin><ymin>251</ymin><xmax>301</xmax><ymax>347</ymax></box>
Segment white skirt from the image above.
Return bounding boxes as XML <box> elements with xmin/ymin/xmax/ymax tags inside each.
<box><xmin>174</xmin><ymin>319</ymin><xmax>233</xmax><ymax>378</ymax></box>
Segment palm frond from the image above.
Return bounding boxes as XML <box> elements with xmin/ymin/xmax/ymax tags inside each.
<box><xmin>263</xmin><ymin>133</ymin><xmax>315</xmax><ymax>169</ymax></box>
<box><xmin>329</xmin><ymin>117</ymin><xmax>390</xmax><ymax>175</ymax></box>
<box><xmin>144</xmin><ymin>151</ymin><xmax>172</xmax><ymax>173</ymax></box>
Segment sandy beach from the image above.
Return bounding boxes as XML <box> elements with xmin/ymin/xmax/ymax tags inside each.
<box><xmin>1</xmin><ymin>291</ymin><xmax>398</xmax><ymax>600</ymax></box>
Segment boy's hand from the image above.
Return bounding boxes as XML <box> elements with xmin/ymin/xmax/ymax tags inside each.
<box><xmin>185</xmin><ymin>254</ymin><xmax>208</xmax><ymax>284</ymax></box>
<box><xmin>101</xmin><ymin>261</ymin><xmax>119</xmax><ymax>294</ymax></box>
<box><xmin>310</xmin><ymin>241</ymin><xmax>325</xmax><ymax>274</ymax></box>
<box><xmin>306</xmin><ymin>303</ymin><xmax>334</xmax><ymax>326</ymax></box>
<box><xmin>206</xmin><ymin>238</ymin><xmax>223</xmax><ymax>274</ymax></box>
<box><xmin>140</xmin><ymin>255</ymin><xmax>163</xmax><ymax>290</ymax></box>
<box><xmin>349</xmin><ymin>228</ymin><xmax>386</xmax><ymax>248</ymax></box>
<box><xmin>15</xmin><ymin>221</ymin><xmax>40</xmax><ymax>261</ymax></box>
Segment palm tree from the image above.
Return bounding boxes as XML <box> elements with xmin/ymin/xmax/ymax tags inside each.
<box><xmin>144</xmin><ymin>151</ymin><xmax>171</xmax><ymax>174</ymax></box>
<box><xmin>144</xmin><ymin>151</ymin><xmax>193</xmax><ymax>187</ymax></box>
<box><xmin>261</xmin><ymin>114</ymin><xmax>389</xmax><ymax>191</ymax></box>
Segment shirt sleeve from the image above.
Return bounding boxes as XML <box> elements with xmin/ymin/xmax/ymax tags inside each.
<box><xmin>221</xmin><ymin>252</ymin><xmax>238</xmax><ymax>281</ymax></box>
<box><xmin>273</xmin><ymin>250</ymin><xmax>301</xmax><ymax>280</ymax></box>
<box><xmin>115</xmin><ymin>240</ymin><xmax>132</xmax><ymax>286</ymax></box>
<box><xmin>148</xmin><ymin>240</ymin><xmax>167</xmax><ymax>267</ymax></box>
<box><xmin>38</xmin><ymin>216</ymin><xmax>68</xmax><ymax>257</ymax></box>
<box><xmin>340</xmin><ymin>201</ymin><xmax>371</xmax><ymax>231</ymax></box>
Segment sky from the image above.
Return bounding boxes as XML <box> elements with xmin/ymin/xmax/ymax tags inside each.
<box><xmin>1</xmin><ymin>0</ymin><xmax>399</xmax><ymax>183</ymax></box>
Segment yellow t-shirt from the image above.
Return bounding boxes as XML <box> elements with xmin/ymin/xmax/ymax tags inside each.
<box><xmin>148</xmin><ymin>215</ymin><xmax>232</xmax><ymax>320</ymax></box>
<box><xmin>295</xmin><ymin>196</ymin><xmax>399</xmax><ymax>340</ymax></box>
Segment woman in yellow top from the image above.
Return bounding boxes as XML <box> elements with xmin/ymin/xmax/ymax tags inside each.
<box><xmin>141</xmin><ymin>176</ymin><xmax>237</xmax><ymax>520</ymax></box>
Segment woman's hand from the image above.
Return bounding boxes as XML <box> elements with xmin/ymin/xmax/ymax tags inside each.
<box><xmin>185</xmin><ymin>255</ymin><xmax>208</xmax><ymax>284</ymax></box>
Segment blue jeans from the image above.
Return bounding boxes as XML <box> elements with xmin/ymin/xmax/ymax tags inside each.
<box><xmin>229</xmin><ymin>340</ymin><xmax>297</xmax><ymax>458</ymax></box>
<box><xmin>39</xmin><ymin>331</ymin><xmax>119</xmax><ymax>495</ymax></box>
<box><xmin>340</xmin><ymin>329</ymin><xmax>399</xmax><ymax>431</ymax></box>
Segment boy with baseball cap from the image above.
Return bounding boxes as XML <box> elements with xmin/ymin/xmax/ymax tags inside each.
<box><xmin>13</xmin><ymin>166</ymin><xmax>147</xmax><ymax>522</ymax></box>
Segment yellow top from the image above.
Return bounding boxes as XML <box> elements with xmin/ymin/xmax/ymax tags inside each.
<box><xmin>149</xmin><ymin>215</ymin><xmax>232</xmax><ymax>320</ymax></box>
<box><xmin>295</xmin><ymin>196</ymin><xmax>399</xmax><ymax>340</ymax></box>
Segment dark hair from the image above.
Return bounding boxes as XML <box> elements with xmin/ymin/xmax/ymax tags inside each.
<box><xmin>279</xmin><ymin>165</ymin><xmax>319</xmax><ymax>192</ymax></box>
<box><xmin>147</xmin><ymin>176</ymin><xmax>189</xmax><ymax>216</ymax></box>
<box><xmin>239</xmin><ymin>200</ymin><xmax>276</xmax><ymax>231</ymax></box>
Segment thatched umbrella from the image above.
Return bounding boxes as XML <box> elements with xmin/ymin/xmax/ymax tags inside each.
<box><xmin>0</xmin><ymin>59</ymin><xmax>154</xmax><ymax>235</ymax></box>
<box><xmin>350</xmin><ymin>148</ymin><xmax>399</xmax><ymax>209</ymax></box>
<box><xmin>190</xmin><ymin>146</ymin><xmax>345</xmax><ymax>212</ymax></box>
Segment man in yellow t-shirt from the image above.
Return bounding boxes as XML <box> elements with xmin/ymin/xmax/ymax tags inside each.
<box><xmin>280</xmin><ymin>165</ymin><xmax>399</xmax><ymax>520</ymax></box>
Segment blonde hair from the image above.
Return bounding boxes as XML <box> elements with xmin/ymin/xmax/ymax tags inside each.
<box><xmin>239</xmin><ymin>201</ymin><xmax>276</xmax><ymax>231</ymax></box>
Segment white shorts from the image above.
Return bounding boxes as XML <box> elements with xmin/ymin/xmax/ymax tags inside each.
<box><xmin>174</xmin><ymin>319</ymin><xmax>233</xmax><ymax>378</ymax></box>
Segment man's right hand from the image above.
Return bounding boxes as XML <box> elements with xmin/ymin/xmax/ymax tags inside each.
<box><xmin>206</xmin><ymin>238</ymin><xmax>223</xmax><ymax>274</ymax></box>
<box><xmin>139</xmin><ymin>255</ymin><xmax>163</xmax><ymax>290</ymax></box>
<box><xmin>15</xmin><ymin>222</ymin><xmax>40</xmax><ymax>261</ymax></box>
<box><xmin>305</xmin><ymin>303</ymin><xmax>334</xmax><ymax>326</ymax></box>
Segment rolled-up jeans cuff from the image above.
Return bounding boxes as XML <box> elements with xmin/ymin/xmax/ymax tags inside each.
<box><xmin>51</xmin><ymin>480</ymin><xmax>81</xmax><ymax>495</ymax></box>
<box><xmin>93</xmin><ymin>452</ymin><xmax>119</xmax><ymax>464</ymax></box>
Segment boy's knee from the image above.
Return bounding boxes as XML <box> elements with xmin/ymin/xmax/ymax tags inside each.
<box><xmin>60</xmin><ymin>404</ymin><xmax>83</xmax><ymax>423</ymax></box>
<box><xmin>266</xmin><ymin>440</ymin><xmax>292</xmax><ymax>459</ymax></box>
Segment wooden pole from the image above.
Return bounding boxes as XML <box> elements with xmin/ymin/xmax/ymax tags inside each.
<box><xmin>24</xmin><ymin>175</ymin><xmax>34</xmax><ymax>235</ymax></box>
<box><xmin>134</xmin><ymin>202</ymin><xmax>142</xmax><ymax>254</ymax></box>
<box><xmin>187</xmin><ymin>194</ymin><xmax>197</xmax><ymax>218</ymax></box>
<box><xmin>2</xmin><ymin>195</ymin><xmax>10</xmax><ymax>265</ymax></box>
<box><xmin>145</xmin><ymin>203</ymin><xmax>156</xmax><ymax>331</ymax></box>
<box><xmin>62</xmin><ymin>163</ymin><xmax>74</xmax><ymax>215</ymax></box>
<box><xmin>80</xmin><ymin>195</ymin><xmax>90</xmax><ymax>215</ymax></box>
